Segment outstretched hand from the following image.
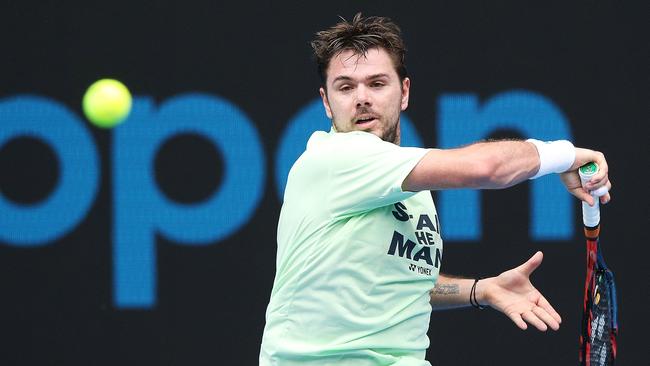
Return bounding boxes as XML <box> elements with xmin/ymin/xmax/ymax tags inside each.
<box><xmin>480</xmin><ymin>251</ymin><xmax>562</xmax><ymax>331</ymax></box>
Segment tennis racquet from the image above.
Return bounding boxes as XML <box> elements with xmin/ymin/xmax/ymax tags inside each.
<box><xmin>578</xmin><ymin>162</ymin><xmax>618</xmax><ymax>366</ymax></box>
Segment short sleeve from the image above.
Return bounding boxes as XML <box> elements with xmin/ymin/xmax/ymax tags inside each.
<box><xmin>322</xmin><ymin>132</ymin><xmax>429</xmax><ymax>218</ymax></box>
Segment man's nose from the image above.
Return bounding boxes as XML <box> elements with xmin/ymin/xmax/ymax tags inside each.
<box><xmin>355</xmin><ymin>85</ymin><xmax>372</xmax><ymax>107</ymax></box>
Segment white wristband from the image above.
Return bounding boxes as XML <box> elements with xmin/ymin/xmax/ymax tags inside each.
<box><xmin>526</xmin><ymin>139</ymin><xmax>575</xmax><ymax>179</ymax></box>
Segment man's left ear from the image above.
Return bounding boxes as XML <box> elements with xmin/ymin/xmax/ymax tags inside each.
<box><xmin>401</xmin><ymin>77</ymin><xmax>410</xmax><ymax>111</ymax></box>
<box><xmin>319</xmin><ymin>87</ymin><xmax>333</xmax><ymax>119</ymax></box>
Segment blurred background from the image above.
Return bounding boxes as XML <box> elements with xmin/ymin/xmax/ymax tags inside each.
<box><xmin>0</xmin><ymin>1</ymin><xmax>647</xmax><ymax>365</ymax></box>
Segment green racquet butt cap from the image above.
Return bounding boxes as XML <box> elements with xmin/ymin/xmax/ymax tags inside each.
<box><xmin>579</xmin><ymin>162</ymin><xmax>598</xmax><ymax>175</ymax></box>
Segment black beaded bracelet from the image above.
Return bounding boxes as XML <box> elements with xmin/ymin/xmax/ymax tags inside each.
<box><xmin>470</xmin><ymin>278</ymin><xmax>486</xmax><ymax>310</ymax></box>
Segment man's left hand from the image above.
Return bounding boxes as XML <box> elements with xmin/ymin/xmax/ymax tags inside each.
<box><xmin>478</xmin><ymin>251</ymin><xmax>562</xmax><ymax>331</ymax></box>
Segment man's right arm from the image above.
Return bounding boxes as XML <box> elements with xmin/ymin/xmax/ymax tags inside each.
<box><xmin>402</xmin><ymin>140</ymin><xmax>611</xmax><ymax>205</ymax></box>
<box><xmin>403</xmin><ymin>140</ymin><xmax>539</xmax><ymax>191</ymax></box>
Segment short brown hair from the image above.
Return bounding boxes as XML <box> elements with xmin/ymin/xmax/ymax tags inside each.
<box><xmin>311</xmin><ymin>13</ymin><xmax>408</xmax><ymax>84</ymax></box>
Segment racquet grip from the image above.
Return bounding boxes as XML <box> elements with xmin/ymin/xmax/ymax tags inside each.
<box><xmin>578</xmin><ymin>162</ymin><xmax>607</xmax><ymax>227</ymax></box>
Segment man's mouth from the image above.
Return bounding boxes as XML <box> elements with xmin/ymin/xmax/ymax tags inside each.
<box><xmin>355</xmin><ymin>116</ymin><xmax>377</xmax><ymax>125</ymax></box>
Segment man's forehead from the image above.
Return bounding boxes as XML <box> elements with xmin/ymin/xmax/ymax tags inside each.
<box><xmin>326</xmin><ymin>48</ymin><xmax>397</xmax><ymax>83</ymax></box>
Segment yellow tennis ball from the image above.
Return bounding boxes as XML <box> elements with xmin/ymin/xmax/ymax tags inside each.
<box><xmin>82</xmin><ymin>79</ymin><xmax>132</xmax><ymax>128</ymax></box>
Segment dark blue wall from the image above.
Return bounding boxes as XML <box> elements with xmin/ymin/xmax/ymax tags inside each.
<box><xmin>0</xmin><ymin>1</ymin><xmax>646</xmax><ymax>365</ymax></box>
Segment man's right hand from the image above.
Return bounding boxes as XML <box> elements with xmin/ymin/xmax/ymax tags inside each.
<box><xmin>560</xmin><ymin>147</ymin><xmax>611</xmax><ymax>206</ymax></box>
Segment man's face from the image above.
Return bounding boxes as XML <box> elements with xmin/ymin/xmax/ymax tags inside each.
<box><xmin>319</xmin><ymin>47</ymin><xmax>410</xmax><ymax>145</ymax></box>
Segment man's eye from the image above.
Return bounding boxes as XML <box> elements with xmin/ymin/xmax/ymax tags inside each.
<box><xmin>339</xmin><ymin>85</ymin><xmax>352</xmax><ymax>92</ymax></box>
<box><xmin>371</xmin><ymin>82</ymin><xmax>385</xmax><ymax>88</ymax></box>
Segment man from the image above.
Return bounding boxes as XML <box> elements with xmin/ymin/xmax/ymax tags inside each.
<box><xmin>260</xmin><ymin>14</ymin><xmax>611</xmax><ymax>366</ymax></box>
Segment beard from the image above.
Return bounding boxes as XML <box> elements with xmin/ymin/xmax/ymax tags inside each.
<box><xmin>332</xmin><ymin>107</ymin><xmax>400</xmax><ymax>145</ymax></box>
<box><xmin>342</xmin><ymin>106</ymin><xmax>401</xmax><ymax>145</ymax></box>
<box><xmin>381</xmin><ymin>122</ymin><xmax>399</xmax><ymax>145</ymax></box>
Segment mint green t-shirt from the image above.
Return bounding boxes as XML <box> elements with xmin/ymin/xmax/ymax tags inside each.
<box><xmin>260</xmin><ymin>130</ymin><xmax>443</xmax><ymax>366</ymax></box>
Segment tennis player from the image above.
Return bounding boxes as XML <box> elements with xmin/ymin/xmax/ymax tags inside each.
<box><xmin>260</xmin><ymin>13</ymin><xmax>612</xmax><ymax>366</ymax></box>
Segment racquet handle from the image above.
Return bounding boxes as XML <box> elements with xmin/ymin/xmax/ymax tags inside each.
<box><xmin>578</xmin><ymin>162</ymin><xmax>607</xmax><ymax>227</ymax></box>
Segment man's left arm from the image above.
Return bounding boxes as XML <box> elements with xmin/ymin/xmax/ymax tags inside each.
<box><xmin>430</xmin><ymin>251</ymin><xmax>561</xmax><ymax>331</ymax></box>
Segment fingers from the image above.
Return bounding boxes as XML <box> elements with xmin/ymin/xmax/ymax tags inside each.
<box><xmin>508</xmin><ymin>312</ymin><xmax>528</xmax><ymax>330</ymax></box>
<box><xmin>538</xmin><ymin>295</ymin><xmax>562</xmax><ymax>324</ymax></box>
<box><xmin>532</xmin><ymin>306</ymin><xmax>560</xmax><ymax>331</ymax></box>
<box><xmin>584</xmin><ymin>179</ymin><xmax>612</xmax><ymax>206</ymax></box>
<box><xmin>581</xmin><ymin>150</ymin><xmax>612</xmax><ymax>199</ymax></box>
<box><xmin>565</xmin><ymin>174</ymin><xmax>612</xmax><ymax>206</ymax></box>
<box><xmin>515</xmin><ymin>251</ymin><xmax>543</xmax><ymax>276</ymax></box>
<box><xmin>560</xmin><ymin>171</ymin><xmax>598</xmax><ymax>206</ymax></box>
<box><xmin>570</xmin><ymin>187</ymin><xmax>595</xmax><ymax>206</ymax></box>
<box><xmin>591</xmin><ymin>151</ymin><xmax>608</xmax><ymax>182</ymax></box>
<box><xmin>585</xmin><ymin>174</ymin><xmax>611</xmax><ymax>197</ymax></box>
<box><xmin>572</xmin><ymin>148</ymin><xmax>612</xmax><ymax>203</ymax></box>
<box><xmin>596</xmin><ymin>180</ymin><xmax>612</xmax><ymax>204</ymax></box>
<box><xmin>575</xmin><ymin>148</ymin><xmax>608</xmax><ymax>179</ymax></box>
<box><xmin>585</xmin><ymin>173</ymin><xmax>607</xmax><ymax>189</ymax></box>
<box><xmin>600</xmin><ymin>191</ymin><xmax>611</xmax><ymax>205</ymax></box>
<box><xmin>522</xmin><ymin>310</ymin><xmax>548</xmax><ymax>331</ymax></box>
<box><xmin>509</xmin><ymin>305</ymin><xmax>562</xmax><ymax>332</ymax></box>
